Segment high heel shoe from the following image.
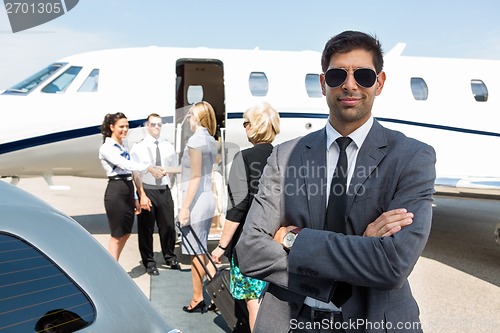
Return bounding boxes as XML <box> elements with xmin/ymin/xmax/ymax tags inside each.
<box><xmin>182</xmin><ymin>300</ymin><xmax>206</xmax><ymax>313</ymax></box>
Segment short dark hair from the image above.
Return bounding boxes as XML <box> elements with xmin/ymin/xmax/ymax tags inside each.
<box><xmin>146</xmin><ymin>113</ymin><xmax>161</xmax><ymax>122</ymax></box>
<box><xmin>321</xmin><ymin>30</ymin><xmax>384</xmax><ymax>73</ymax></box>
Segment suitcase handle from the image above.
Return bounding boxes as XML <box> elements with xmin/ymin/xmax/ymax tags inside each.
<box><xmin>176</xmin><ymin>220</ymin><xmax>219</xmax><ymax>280</ymax></box>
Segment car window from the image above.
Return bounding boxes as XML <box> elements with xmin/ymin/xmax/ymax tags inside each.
<box><xmin>0</xmin><ymin>233</ymin><xmax>95</xmax><ymax>332</ymax></box>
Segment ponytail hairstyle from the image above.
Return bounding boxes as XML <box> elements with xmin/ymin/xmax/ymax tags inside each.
<box><xmin>101</xmin><ymin>112</ymin><xmax>127</xmax><ymax>142</ymax></box>
<box><xmin>189</xmin><ymin>101</ymin><xmax>217</xmax><ymax>136</ymax></box>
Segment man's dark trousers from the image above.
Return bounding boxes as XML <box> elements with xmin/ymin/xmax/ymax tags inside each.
<box><xmin>137</xmin><ymin>186</ymin><xmax>177</xmax><ymax>268</ymax></box>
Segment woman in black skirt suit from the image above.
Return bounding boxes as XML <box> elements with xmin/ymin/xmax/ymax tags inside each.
<box><xmin>210</xmin><ymin>102</ymin><xmax>280</xmax><ymax>330</ymax></box>
<box><xmin>99</xmin><ymin>112</ymin><xmax>165</xmax><ymax>261</ymax></box>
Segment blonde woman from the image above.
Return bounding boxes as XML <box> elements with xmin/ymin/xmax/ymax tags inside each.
<box><xmin>211</xmin><ymin>102</ymin><xmax>280</xmax><ymax>330</ymax></box>
<box><xmin>178</xmin><ymin>101</ymin><xmax>218</xmax><ymax>313</ymax></box>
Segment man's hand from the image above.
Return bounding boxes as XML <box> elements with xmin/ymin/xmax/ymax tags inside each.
<box><xmin>148</xmin><ymin>166</ymin><xmax>166</xmax><ymax>179</ymax></box>
<box><xmin>363</xmin><ymin>208</ymin><xmax>413</xmax><ymax>237</ymax></box>
<box><xmin>140</xmin><ymin>193</ymin><xmax>152</xmax><ymax>212</ymax></box>
<box><xmin>272</xmin><ymin>208</ymin><xmax>412</xmax><ymax>242</ymax></box>
<box><xmin>134</xmin><ymin>199</ymin><xmax>141</xmax><ymax>215</ymax></box>
<box><xmin>274</xmin><ymin>225</ymin><xmax>298</xmax><ymax>245</ymax></box>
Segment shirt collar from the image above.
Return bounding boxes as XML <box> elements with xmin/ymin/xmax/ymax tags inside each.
<box><xmin>326</xmin><ymin>116</ymin><xmax>373</xmax><ymax>151</ymax></box>
<box><xmin>105</xmin><ymin>137</ymin><xmax>122</xmax><ymax>147</ymax></box>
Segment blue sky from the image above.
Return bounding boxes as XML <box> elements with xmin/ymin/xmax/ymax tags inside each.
<box><xmin>1</xmin><ymin>0</ymin><xmax>499</xmax><ymax>89</ymax></box>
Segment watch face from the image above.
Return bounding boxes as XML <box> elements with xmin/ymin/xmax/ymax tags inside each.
<box><xmin>283</xmin><ymin>232</ymin><xmax>296</xmax><ymax>248</ymax></box>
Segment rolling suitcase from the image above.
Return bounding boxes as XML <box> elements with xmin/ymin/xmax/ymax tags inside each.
<box><xmin>177</xmin><ymin>221</ymin><xmax>250</xmax><ymax>333</ymax></box>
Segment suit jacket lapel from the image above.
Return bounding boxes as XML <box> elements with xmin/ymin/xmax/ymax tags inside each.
<box><xmin>347</xmin><ymin>120</ymin><xmax>387</xmax><ymax>216</ymax></box>
<box><xmin>301</xmin><ymin>129</ymin><xmax>328</xmax><ymax>230</ymax></box>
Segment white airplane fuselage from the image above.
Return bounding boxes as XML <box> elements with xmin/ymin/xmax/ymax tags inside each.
<box><xmin>1</xmin><ymin>45</ymin><xmax>499</xmax><ymax>198</ymax></box>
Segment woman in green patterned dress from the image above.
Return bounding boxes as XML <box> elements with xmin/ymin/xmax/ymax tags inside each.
<box><xmin>211</xmin><ymin>102</ymin><xmax>280</xmax><ymax>331</ymax></box>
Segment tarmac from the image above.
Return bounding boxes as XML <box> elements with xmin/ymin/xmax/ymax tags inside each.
<box><xmin>11</xmin><ymin>176</ymin><xmax>500</xmax><ymax>333</ymax></box>
<box><xmin>92</xmin><ymin>233</ymin><xmax>234</xmax><ymax>333</ymax></box>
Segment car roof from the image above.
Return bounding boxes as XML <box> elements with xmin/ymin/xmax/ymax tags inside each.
<box><xmin>0</xmin><ymin>181</ymin><xmax>178</xmax><ymax>332</ymax></box>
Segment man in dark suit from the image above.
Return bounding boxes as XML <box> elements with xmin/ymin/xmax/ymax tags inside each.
<box><xmin>236</xmin><ymin>31</ymin><xmax>436</xmax><ymax>332</ymax></box>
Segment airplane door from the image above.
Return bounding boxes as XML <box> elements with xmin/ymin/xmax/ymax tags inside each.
<box><xmin>175</xmin><ymin>59</ymin><xmax>225</xmax><ymax>156</ymax></box>
<box><xmin>174</xmin><ymin>59</ymin><xmax>227</xmax><ymax>218</ymax></box>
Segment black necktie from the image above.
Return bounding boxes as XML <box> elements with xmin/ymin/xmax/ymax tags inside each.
<box><xmin>326</xmin><ymin>136</ymin><xmax>352</xmax><ymax>307</ymax></box>
<box><xmin>155</xmin><ymin>141</ymin><xmax>161</xmax><ymax>185</ymax></box>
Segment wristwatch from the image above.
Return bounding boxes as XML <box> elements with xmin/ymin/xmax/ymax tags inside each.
<box><xmin>282</xmin><ymin>227</ymin><xmax>302</xmax><ymax>251</ymax></box>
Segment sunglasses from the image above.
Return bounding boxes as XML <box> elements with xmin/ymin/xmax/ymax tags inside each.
<box><xmin>148</xmin><ymin>122</ymin><xmax>162</xmax><ymax>127</ymax></box>
<box><xmin>324</xmin><ymin>68</ymin><xmax>378</xmax><ymax>88</ymax></box>
<box><xmin>243</xmin><ymin>121</ymin><xmax>250</xmax><ymax>128</ymax></box>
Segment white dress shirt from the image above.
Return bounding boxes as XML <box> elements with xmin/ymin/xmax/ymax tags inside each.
<box><xmin>304</xmin><ymin>116</ymin><xmax>373</xmax><ymax>310</ymax></box>
<box><xmin>99</xmin><ymin>137</ymin><xmax>149</xmax><ymax>177</ymax></box>
<box><xmin>130</xmin><ymin>134</ymin><xmax>177</xmax><ymax>187</ymax></box>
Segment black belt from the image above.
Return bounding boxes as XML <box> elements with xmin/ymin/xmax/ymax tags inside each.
<box><xmin>108</xmin><ymin>174</ymin><xmax>132</xmax><ymax>181</ymax></box>
<box><xmin>143</xmin><ymin>184</ymin><xmax>169</xmax><ymax>190</ymax></box>
<box><xmin>299</xmin><ymin>304</ymin><xmax>343</xmax><ymax>326</ymax></box>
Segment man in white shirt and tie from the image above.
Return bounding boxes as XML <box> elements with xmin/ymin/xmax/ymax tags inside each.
<box><xmin>131</xmin><ymin>113</ymin><xmax>181</xmax><ymax>275</ymax></box>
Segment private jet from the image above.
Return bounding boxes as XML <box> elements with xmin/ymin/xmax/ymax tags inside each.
<box><xmin>0</xmin><ymin>44</ymin><xmax>499</xmax><ymax>237</ymax></box>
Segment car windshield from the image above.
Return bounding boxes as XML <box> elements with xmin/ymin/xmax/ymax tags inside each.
<box><xmin>2</xmin><ymin>63</ymin><xmax>67</xmax><ymax>95</ymax></box>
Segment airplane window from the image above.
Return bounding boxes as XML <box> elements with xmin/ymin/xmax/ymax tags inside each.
<box><xmin>249</xmin><ymin>72</ymin><xmax>269</xmax><ymax>96</ymax></box>
<box><xmin>78</xmin><ymin>69</ymin><xmax>100</xmax><ymax>92</ymax></box>
<box><xmin>0</xmin><ymin>233</ymin><xmax>95</xmax><ymax>332</ymax></box>
<box><xmin>305</xmin><ymin>74</ymin><xmax>322</xmax><ymax>98</ymax></box>
<box><xmin>471</xmin><ymin>79</ymin><xmax>488</xmax><ymax>102</ymax></box>
<box><xmin>410</xmin><ymin>77</ymin><xmax>428</xmax><ymax>101</ymax></box>
<box><xmin>1</xmin><ymin>63</ymin><xmax>67</xmax><ymax>95</ymax></box>
<box><xmin>41</xmin><ymin>66</ymin><xmax>82</xmax><ymax>94</ymax></box>
<box><xmin>187</xmin><ymin>85</ymin><xmax>204</xmax><ymax>104</ymax></box>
